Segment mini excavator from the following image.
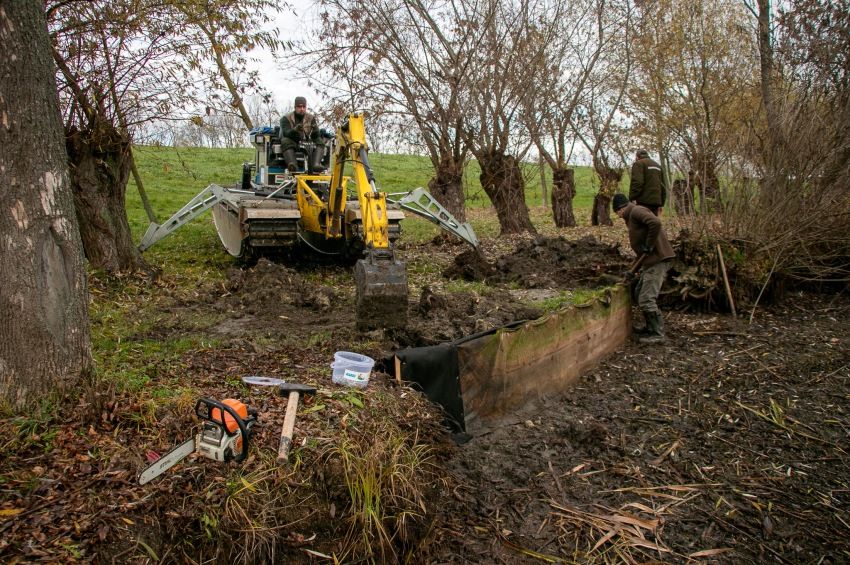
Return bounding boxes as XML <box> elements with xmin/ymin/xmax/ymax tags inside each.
<box><xmin>139</xmin><ymin>113</ymin><xmax>478</xmax><ymax>330</ymax></box>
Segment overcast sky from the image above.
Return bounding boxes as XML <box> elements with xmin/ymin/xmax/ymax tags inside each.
<box><xmin>250</xmin><ymin>0</ymin><xmax>324</xmax><ymax>116</ymax></box>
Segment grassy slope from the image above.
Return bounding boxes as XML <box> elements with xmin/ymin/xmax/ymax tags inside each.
<box><xmin>128</xmin><ymin>145</ymin><xmax>619</xmax><ymax>247</ymax></box>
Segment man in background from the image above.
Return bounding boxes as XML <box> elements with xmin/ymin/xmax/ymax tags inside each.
<box><xmin>629</xmin><ymin>149</ymin><xmax>667</xmax><ymax>215</ymax></box>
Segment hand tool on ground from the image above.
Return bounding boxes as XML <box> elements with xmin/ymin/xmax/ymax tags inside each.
<box><xmin>242</xmin><ymin>375</ymin><xmax>287</xmax><ymax>387</ymax></box>
<box><xmin>139</xmin><ymin>398</ymin><xmax>257</xmax><ymax>485</ymax></box>
<box><xmin>277</xmin><ymin>383</ymin><xmax>317</xmax><ymax>463</ymax></box>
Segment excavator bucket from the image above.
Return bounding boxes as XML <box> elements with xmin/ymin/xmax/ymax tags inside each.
<box><xmin>354</xmin><ymin>250</ymin><xmax>408</xmax><ymax>330</ymax></box>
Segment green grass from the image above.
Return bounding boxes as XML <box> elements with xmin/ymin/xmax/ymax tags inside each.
<box><xmin>127</xmin><ymin>144</ymin><xmax>623</xmax><ymax>254</ymax></box>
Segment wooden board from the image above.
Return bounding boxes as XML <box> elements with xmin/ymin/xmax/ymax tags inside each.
<box><xmin>457</xmin><ymin>287</ymin><xmax>631</xmax><ymax>430</ymax></box>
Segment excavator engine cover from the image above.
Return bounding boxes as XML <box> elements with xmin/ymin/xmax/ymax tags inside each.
<box><xmin>355</xmin><ymin>250</ymin><xmax>408</xmax><ymax>330</ymax></box>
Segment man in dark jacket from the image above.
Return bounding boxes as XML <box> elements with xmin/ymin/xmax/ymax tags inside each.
<box><xmin>612</xmin><ymin>193</ymin><xmax>675</xmax><ymax>344</ymax></box>
<box><xmin>279</xmin><ymin>96</ymin><xmax>325</xmax><ymax>173</ymax></box>
<box><xmin>628</xmin><ymin>149</ymin><xmax>667</xmax><ymax>215</ymax></box>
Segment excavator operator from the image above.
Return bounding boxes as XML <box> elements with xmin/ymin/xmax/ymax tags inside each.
<box><xmin>279</xmin><ymin>96</ymin><xmax>325</xmax><ymax>174</ymax></box>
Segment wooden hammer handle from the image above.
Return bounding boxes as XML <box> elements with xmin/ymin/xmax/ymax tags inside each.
<box><xmin>277</xmin><ymin>391</ymin><xmax>300</xmax><ymax>463</ymax></box>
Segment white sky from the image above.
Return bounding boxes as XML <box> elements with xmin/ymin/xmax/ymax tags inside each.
<box><xmin>249</xmin><ymin>0</ymin><xmax>325</xmax><ymax>116</ymax></box>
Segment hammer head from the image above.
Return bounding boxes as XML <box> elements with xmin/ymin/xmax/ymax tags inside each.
<box><xmin>279</xmin><ymin>383</ymin><xmax>317</xmax><ymax>396</ymax></box>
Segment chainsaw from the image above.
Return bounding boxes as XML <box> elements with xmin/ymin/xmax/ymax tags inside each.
<box><xmin>139</xmin><ymin>398</ymin><xmax>257</xmax><ymax>485</ymax></box>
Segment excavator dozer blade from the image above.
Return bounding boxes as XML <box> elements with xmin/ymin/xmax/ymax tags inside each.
<box><xmin>354</xmin><ymin>251</ymin><xmax>409</xmax><ymax>331</ymax></box>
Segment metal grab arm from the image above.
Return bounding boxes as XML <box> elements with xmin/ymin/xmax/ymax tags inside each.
<box><xmin>139</xmin><ymin>184</ymin><xmax>229</xmax><ymax>251</ymax></box>
<box><xmin>387</xmin><ymin>187</ymin><xmax>479</xmax><ymax>249</ymax></box>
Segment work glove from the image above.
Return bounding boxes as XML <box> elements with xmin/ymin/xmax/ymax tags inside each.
<box><xmin>642</xmin><ymin>244</ymin><xmax>654</xmax><ymax>256</ymax></box>
<box><xmin>622</xmin><ymin>270</ymin><xmax>637</xmax><ymax>283</ymax></box>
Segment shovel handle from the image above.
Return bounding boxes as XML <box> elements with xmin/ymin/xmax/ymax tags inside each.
<box><xmin>277</xmin><ymin>391</ymin><xmax>301</xmax><ymax>463</ymax></box>
<box><xmin>629</xmin><ymin>253</ymin><xmax>648</xmax><ymax>274</ymax></box>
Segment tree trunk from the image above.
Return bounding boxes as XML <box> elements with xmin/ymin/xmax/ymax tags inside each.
<box><xmin>478</xmin><ymin>151</ymin><xmax>536</xmax><ymax>235</ymax></box>
<box><xmin>0</xmin><ymin>1</ymin><xmax>92</xmax><ymax>410</ymax></box>
<box><xmin>693</xmin><ymin>154</ymin><xmax>720</xmax><ymax>213</ymax></box>
<box><xmin>66</xmin><ymin>117</ymin><xmax>147</xmax><ymax>273</ymax></box>
<box><xmin>672</xmin><ymin>178</ymin><xmax>694</xmax><ymax>216</ymax></box>
<box><xmin>551</xmin><ymin>166</ymin><xmax>576</xmax><ymax>228</ymax></box>
<box><xmin>591</xmin><ymin>165</ymin><xmax>621</xmax><ymax>226</ymax></box>
<box><xmin>428</xmin><ymin>156</ymin><xmax>467</xmax><ymax>222</ymax></box>
<box><xmin>539</xmin><ymin>154</ymin><xmax>548</xmax><ymax>209</ymax></box>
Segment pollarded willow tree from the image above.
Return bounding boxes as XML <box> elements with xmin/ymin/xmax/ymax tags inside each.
<box><xmin>523</xmin><ymin>0</ymin><xmax>621</xmax><ymax>228</ymax></box>
<box><xmin>47</xmin><ymin>0</ymin><xmax>282</xmax><ymax>272</ymax></box>
<box><xmin>1</xmin><ymin>1</ymin><xmax>92</xmax><ymax>411</ymax></box>
<box><xmin>569</xmin><ymin>0</ymin><xmax>633</xmax><ymax>226</ymax></box>
<box><xmin>457</xmin><ymin>0</ymin><xmax>552</xmax><ymax>235</ymax></box>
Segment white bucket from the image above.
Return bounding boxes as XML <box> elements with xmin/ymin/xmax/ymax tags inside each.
<box><xmin>331</xmin><ymin>351</ymin><xmax>375</xmax><ymax>389</ymax></box>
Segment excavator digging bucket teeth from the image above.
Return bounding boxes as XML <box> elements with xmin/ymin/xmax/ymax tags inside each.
<box><xmin>355</xmin><ymin>251</ymin><xmax>409</xmax><ymax>331</ymax></box>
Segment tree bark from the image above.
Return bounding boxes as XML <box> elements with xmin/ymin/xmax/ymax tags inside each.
<box><xmin>0</xmin><ymin>1</ymin><xmax>92</xmax><ymax>410</ymax></box>
<box><xmin>692</xmin><ymin>153</ymin><xmax>720</xmax><ymax>213</ymax></box>
<box><xmin>551</xmin><ymin>166</ymin><xmax>576</xmax><ymax>228</ymax></box>
<box><xmin>672</xmin><ymin>178</ymin><xmax>694</xmax><ymax>216</ymax></box>
<box><xmin>65</xmin><ymin>118</ymin><xmax>147</xmax><ymax>273</ymax></box>
<box><xmin>428</xmin><ymin>156</ymin><xmax>467</xmax><ymax>222</ymax></box>
<box><xmin>591</xmin><ymin>165</ymin><xmax>621</xmax><ymax>226</ymax></box>
<box><xmin>538</xmin><ymin>154</ymin><xmax>548</xmax><ymax>209</ymax></box>
<box><xmin>478</xmin><ymin>151</ymin><xmax>536</xmax><ymax>235</ymax></box>
<box><xmin>757</xmin><ymin>0</ymin><xmax>777</xmax><ymax>145</ymax></box>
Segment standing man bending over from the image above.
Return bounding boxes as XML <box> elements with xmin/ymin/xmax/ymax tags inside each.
<box><xmin>629</xmin><ymin>149</ymin><xmax>667</xmax><ymax>216</ymax></box>
<box><xmin>612</xmin><ymin>193</ymin><xmax>675</xmax><ymax>344</ymax></box>
<box><xmin>279</xmin><ymin>96</ymin><xmax>325</xmax><ymax>173</ymax></box>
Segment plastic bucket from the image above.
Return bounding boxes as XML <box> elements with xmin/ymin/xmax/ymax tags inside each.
<box><xmin>331</xmin><ymin>351</ymin><xmax>375</xmax><ymax>389</ymax></box>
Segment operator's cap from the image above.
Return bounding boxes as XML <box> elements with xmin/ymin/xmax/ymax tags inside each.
<box><xmin>612</xmin><ymin>193</ymin><xmax>630</xmax><ymax>211</ymax></box>
<box><xmin>636</xmin><ymin>148</ymin><xmax>649</xmax><ymax>158</ymax></box>
<box><xmin>294</xmin><ymin>96</ymin><xmax>307</xmax><ymax>107</ymax></box>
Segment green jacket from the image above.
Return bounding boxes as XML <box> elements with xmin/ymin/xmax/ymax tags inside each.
<box><xmin>629</xmin><ymin>157</ymin><xmax>667</xmax><ymax>207</ymax></box>
<box><xmin>280</xmin><ymin>112</ymin><xmax>321</xmax><ymax>144</ymax></box>
<box><xmin>622</xmin><ymin>203</ymin><xmax>675</xmax><ymax>267</ymax></box>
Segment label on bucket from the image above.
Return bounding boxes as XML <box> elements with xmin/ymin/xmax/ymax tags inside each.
<box><xmin>343</xmin><ymin>369</ymin><xmax>369</xmax><ymax>383</ymax></box>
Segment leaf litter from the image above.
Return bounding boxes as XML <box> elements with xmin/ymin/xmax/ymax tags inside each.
<box><xmin>1</xmin><ymin>228</ymin><xmax>848</xmax><ymax>563</ymax></box>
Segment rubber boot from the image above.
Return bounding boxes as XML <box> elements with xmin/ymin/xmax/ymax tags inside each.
<box><xmin>309</xmin><ymin>146</ymin><xmax>325</xmax><ymax>173</ymax></box>
<box><xmin>283</xmin><ymin>148</ymin><xmax>298</xmax><ymax>172</ymax></box>
<box><xmin>638</xmin><ymin>310</ymin><xmax>665</xmax><ymax>345</ymax></box>
<box><xmin>632</xmin><ymin>312</ymin><xmax>651</xmax><ymax>337</ymax></box>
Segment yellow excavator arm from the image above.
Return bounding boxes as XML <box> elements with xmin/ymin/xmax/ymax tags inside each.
<box><xmin>327</xmin><ymin>113</ymin><xmax>390</xmax><ymax>249</ymax></box>
<box><xmin>326</xmin><ymin>113</ymin><xmax>408</xmax><ymax>330</ymax></box>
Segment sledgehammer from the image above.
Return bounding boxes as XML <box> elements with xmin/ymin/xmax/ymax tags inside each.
<box><xmin>277</xmin><ymin>383</ymin><xmax>317</xmax><ymax>463</ymax></box>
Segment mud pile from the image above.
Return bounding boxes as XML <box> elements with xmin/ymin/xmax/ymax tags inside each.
<box><xmin>223</xmin><ymin>259</ymin><xmax>338</xmax><ymax>316</ymax></box>
<box><xmin>445</xmin><ymin>235</ymin><xmax>629</xmax><ymax>288</ymax></box>
<box><xmin>389</xmin><ymin>286</ymin><xmax>543</xmax><ymax>347</ymax></box>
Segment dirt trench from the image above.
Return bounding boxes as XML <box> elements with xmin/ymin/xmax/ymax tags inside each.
<box><xmin>3</xmin><ymin>233</ymin><xmax>847</xmax><ymax>563</ymax></box>
<box><xmin>208</xmin><ymin>235</ymin><xmax>849</xmax><ymax>563</ymax></box>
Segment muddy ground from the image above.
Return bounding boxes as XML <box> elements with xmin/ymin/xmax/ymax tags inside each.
<box><xmin>1</xmin><ymin>230</ymin><xmax>848</xmax><ymax>563</ymax></box>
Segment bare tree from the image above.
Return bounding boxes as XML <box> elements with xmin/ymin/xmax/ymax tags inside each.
<box><xmin>312</xmin><ymin>0</ymin><xmax>475</xmax><ymax>221</ymax></box>
<box><xmin>47</xmin><ymin>0</ymin><xmax>281</xmax><ymax>272</ymax></box>
<box><xmin>572</xmin><ymin>0</ymin><xmax>633</xmax><ymax>226</ymax></box>
<box><xmin>524</xmin><ymin>0</ymin><xmax>613</xmax><ymax>228</ymax></box>
<box><xmin>459</xmin><ymin>0</ymin><xmax>568</xmax><ymax>235</ymax></box>
<box><xmin>1</xmin><ymin>1</ymin><xmax>92</xmax><ymax>410</ymax></box>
